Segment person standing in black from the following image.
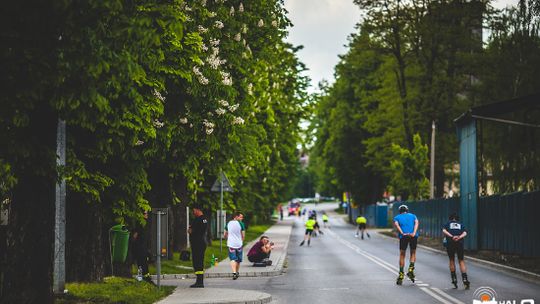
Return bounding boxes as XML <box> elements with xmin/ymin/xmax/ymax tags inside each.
<box><xmin>131</xmin><ymin>210</ymin><xmax>153</xmax><ymax>283</ymax></box>
<box><xmin>442</xmin><ymin>213</ymin><xmax>470</xmax><ymax>289</ymax></box>
<box><xmin>189</xmin><ymin>204</ymin><xmax>208</xmax><ymax>288</ymax></box>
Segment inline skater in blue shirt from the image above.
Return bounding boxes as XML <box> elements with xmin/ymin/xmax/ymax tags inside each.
<box><xmin>393</xmin><ymin>205</ymin><xmax>419</xmax><ymax>285</ymax></box>
<box><xmin>442</xmin><ymin>213</ymin><xmax>470</xmax><ymax>289</ymax></box>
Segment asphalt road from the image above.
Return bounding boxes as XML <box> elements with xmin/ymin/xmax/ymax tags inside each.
<box><xmin>182</xmin><ymin>203</ymin><xmax>540</xmax><ymax>304</ymax></box>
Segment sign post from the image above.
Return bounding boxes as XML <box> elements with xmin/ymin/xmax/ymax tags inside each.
<box><xmin>211</xmin><ymin>171</ymin><xmax>233</xmax><ymax>253</ymax></box>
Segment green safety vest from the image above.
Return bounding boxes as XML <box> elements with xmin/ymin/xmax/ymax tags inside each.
<box><xmin>322</xmin><ymin>215</ymin><xmax>329</xmax><ymax>221</ymax></box>
<box><xmin>305</xmin><ymin>219</ymin><xmax>316</xmax><ymax>230</ymax></box>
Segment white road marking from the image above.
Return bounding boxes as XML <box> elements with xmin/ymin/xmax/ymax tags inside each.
<box><xmin>420</xmin><ymin>287</ymin><xmax>454</xmax><ymax>304</ymax></box>
<box><xmin>431</xmin><ymin>287</ymin><xmax>465</xmax><ymax>304</ymax></box>
<box><xmin>326</xmin><ymin>229</ymin><xmax>464</xmax><ymax>304</ymax></box>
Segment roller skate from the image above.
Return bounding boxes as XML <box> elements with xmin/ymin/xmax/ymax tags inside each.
<box><xmin>462</xmin><ymin>273</ymin><xmax>470</xmax><ymax>290</ymax></box>
<box><xmin>451</xmin><ymin>272</ymin><xmax>458</xmax><ymax>289</ymax></box>
<box><xmin>396</xmin><ymin>272</ymin><xmax>404</xmax><ymax>285</ymax></box>
<box><xmin>406</xmin><ymin>265</ymin><xmax>415</xmax><ymax>283</ymax></box>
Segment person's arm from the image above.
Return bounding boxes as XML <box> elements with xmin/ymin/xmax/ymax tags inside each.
<box><xmin>241</xmin><ymin>230</ymin><xmax>245</xmax><ymax>241</ymax></box>
<box><xmin>394</xmin><ymin>220</ymin><xmax>404</xmax><ymax>236</ymax></box>
<box><xmin>412</xmin><ymin>218</ymin><xmax>419</xmax><ymax>237</ymax></box>
<box><xmin>442</xmin><ymin>228</ymin><xmax>453</xmax><ymax>238</ymax></box>
<box><xmin>454</xmin><ymin>231</ymin><xmax>467</xmax><ymax>241</ymax></box>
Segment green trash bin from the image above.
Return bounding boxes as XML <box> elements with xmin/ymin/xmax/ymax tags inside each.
<box><xmin>110</xmin><ymin>225</ymin><xmax>130</xmax><ymax>263</ymax></box>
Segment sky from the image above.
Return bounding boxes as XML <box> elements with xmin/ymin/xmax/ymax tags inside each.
<box><xmin>283</xmin><ymin>0</ymin><xmax>520</xmax><ymax>92</ymax></box>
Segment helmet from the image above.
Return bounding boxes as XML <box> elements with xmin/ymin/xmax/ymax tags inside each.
<box><xmin>398</xmin><ymin>205</ymin><xmax>409</xmax><ymax>213</ymax></box>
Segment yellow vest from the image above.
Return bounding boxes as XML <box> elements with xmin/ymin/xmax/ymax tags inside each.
<box><xmin>305</xmin><ymin>219</ymin><xmax>316</xmax><ymax>230</ymax></box>
<box><xmin>356</xmin><ymin>216</ymin><xmax>367</xmax><ymax>224</ymax></box>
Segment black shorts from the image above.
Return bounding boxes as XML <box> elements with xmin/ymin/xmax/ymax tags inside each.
<box><xmin>446</xmin><ymin>241</ymin><xmax>464</xmax><ymax>260</ymax></box>
<box><xmin>358</xmin><ymin>223</ymin><xmax>366</xmax><ymax>229</ymax></box>
<box><xmin>399</xmin><ymin>236</ymin><xmax>418</xmax><ymax>251</ymax></box>
<box><xmin>305</xmin><ymin>229</ymin><xmax>313</xmax><ymax>235</ymax></box>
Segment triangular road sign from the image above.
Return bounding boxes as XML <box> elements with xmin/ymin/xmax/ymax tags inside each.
<box><xmin>211</xmin><ymin>172</ymin><xmax>233</xmax><ymax>192</ymax></box>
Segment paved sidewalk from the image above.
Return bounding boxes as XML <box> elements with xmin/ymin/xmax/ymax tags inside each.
<box><xmin>155</xmin><ymin>218</ymin><xmax>294</xmax><ymax>304</ymax></box>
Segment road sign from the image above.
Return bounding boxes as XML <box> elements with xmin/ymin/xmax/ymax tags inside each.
<box><xmin>211</xmin><ymin>172</ymin><xmax>233</xmax><ymax>192</ymax></box>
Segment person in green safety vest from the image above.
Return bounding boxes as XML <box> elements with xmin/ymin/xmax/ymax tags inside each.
<box><xmin>355</xmin><ymin>215</ymin><xmax>370</xmax><ymax>240</ymax></box>
<box><xmin>299</xmin><ymin>216</ymin><xmax>316</xmax><ymax>246</ymax></box>
<box><xmin>322</xmin><ymin>212</ymin><xmax>330</xmax><ymax>228</ymax></box>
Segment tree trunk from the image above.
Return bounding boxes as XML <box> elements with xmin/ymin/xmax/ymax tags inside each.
<box><xmin>65</xmin><ymin>193</ymin><xmax>107</xmax><ymax>282</ymax></box>
<box><xmin>0</xmin><ymin>106</ymin><xmax>57</xmax><ymax>303</ymax></box>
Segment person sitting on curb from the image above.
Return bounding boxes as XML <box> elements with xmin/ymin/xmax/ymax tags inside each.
<box><xmin>247</xmin><ymin>235</ymin><xmax>274</xmax><ymax>266</ymax></box>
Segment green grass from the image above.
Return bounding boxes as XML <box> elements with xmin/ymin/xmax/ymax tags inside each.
<box><xmin>149</xmin><ymin>223</ymin><xmax>272</xmax><ymax>274</ymax></box>
<box><xmin>55</xmin><ymin>276</ymin><xmax>174</xmax><ymax>304</ymax></box>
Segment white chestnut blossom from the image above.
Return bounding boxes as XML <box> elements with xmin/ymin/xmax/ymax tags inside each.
<box><xmin>201</xmin><ymin>43</ymin><xmax>208</xmax><ymax>51</ymax></box>
<box><xmin>210</xmin><ymin>38</ymin><xmax>220</xmax><ymax>46</ymax></box>
<box><xmin>198</xmin><ymin>25</ymin><xmax>208</xmax><ymax>33</ymax></box>
<box><xmin>201</xmin><ymin>0</ymin><xmax>207</xmax><ymax>6</ymax></box>
<box><xmin>208</xmin><ymin>11</ymin><xmax>217</xmax><ymax>18</ymax></box>
<box><xmin>242</xmin><ymin>39</ymin><xmax>246</xmax><ymax>46</ymax></box>
<box><xmin>221</xmin><ymin>71</ymin><xmax>233</xmax><ymax>86</ymax></box>
<box><xmin>228</xmin><ymin>104</ymin><xmax>239</xmax><ymax>112</ymax></box>
<box><xmin>257</xmin><ymin>19</ymin><xmax>264</xmax><ymax>27</ymax></box>
<box><xmin>218</xmin><ymin>99</ymin><xmax>229</xmax><ymax>107</ymax></box>
<box><xmin>203</xmin><ymin>119</ymin><xmax>215</xmax><ymax>129</ymax></box>
<box><xmin>135</xmin><ymin>140</ymin><xmax>144</xmax><ymax>146</ymax></box>
<box><xmin>179</xmin><ymin>117</ymin><xmax>188</xmax><ymax>124</ymax></box>
<box><xmin>242</xmin><ymin>24</ymin><xmax>248</xmax><ymax>34</ymax></box>
<box><xmin>230</xmin><ymin>6</ymin><xmax>235</xmax><ymax>16</ymax></box>
<box><xmin>232</xmin><ymin>116</ymin><xmax>245</xmax><ymax>125</ymax></box>
<box><xmin>239</xmin><ymin>3</ymin><xmax>244</xmax><ymax>12</ymax></box>
<box><xmin>153</xmin><ymin>119</ymin><xmax>165</xmax><ymax>128</ymax></box>
<box><xmin>214</xmin><ymin>21</ymin><xmax>224</xmax><ymax>29</ymax></box>
<box><xmin>215</xmin><ymin>108</ymin><xmax>226</xmax><ymax>116</ymax></box>
<box><xmin>234</xmin><ymin>33</ymin><xmax>241</xmax><ymax>42</ymax></box>
<box><xmin>153</xmin><ymin>89</ymin><xmax>165</xmax><ymax>102</ymax></box>
<box><xmin>247</xmin><ymin>83</ymin><xmax>253</xmax><ymax>95</ymax></box>
<box><xmin>272</xmin><ymin>20</ymin><xmax>278</xmax><ymax>27</ymax></box>
<box><xmin>205</xmin><ymin>128</ymin><xmax>214</xmax><ymax>135</ymax></box>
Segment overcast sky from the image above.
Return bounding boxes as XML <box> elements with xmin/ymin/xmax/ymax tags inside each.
<box><xmin>283</xmin><ymin>0</ymin><xmax>520</xmax><ymax>92</ymax></box>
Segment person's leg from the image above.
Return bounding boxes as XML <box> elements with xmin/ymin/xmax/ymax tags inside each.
<box><xmin>191</xmin><ymin>245</ymin><xmax>205</xmax><ymax>287</ymax></box>
<box><xmin>307</xmin><ymin>230</ymin><xmax>312</xmax><ymax>246</ymax></box>
<box><xmin>457</xmin><ymin>243</ymin><xmax>469</xmax><ymax>288</ymax></box>
<box><xmin>355</xmin><ymin>225</ymin><xmax>360</xmax><ymax>237</ymax></box>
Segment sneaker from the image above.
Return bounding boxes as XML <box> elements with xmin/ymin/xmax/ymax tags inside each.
<box><xmin>355</xmin><ymin>234</ymin><xmax>358</xmax><ymax>238</ymax></box>
<box><xmin>265</xmin><ymin>259</ymin><xmax>273</xmax><ymax>266</ymax></box>
<box><xmin>232</xmin><ymin>272</ymin><xmax>239</xmax><ymax>280</ymax></box>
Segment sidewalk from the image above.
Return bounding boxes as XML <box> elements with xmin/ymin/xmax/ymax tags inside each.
<box><xmin>155</xmin><ymin>218</ymin><xmax>294</xmax><ymax>304</ymax></box>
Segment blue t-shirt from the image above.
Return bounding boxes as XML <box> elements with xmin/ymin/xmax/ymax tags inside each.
<box><xmin>443</xmin><ymin>220</ymin><xmax>466</xmax><ymax>242</ymax></box>
<box><xmin>393</xmin><ymin>213</ymin><xmax>418</xmax><ymax>239</ymax></box>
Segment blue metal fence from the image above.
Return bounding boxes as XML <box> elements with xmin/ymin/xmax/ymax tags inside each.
<box><xmin>365</xmin><ymin>204</ymin><xmax>389</xmax><ymax>227</ymax></box>
<box><xmin>392</xmin><ymin>191</ymin><xmax>540</xmax><ymax>257</ymax></box>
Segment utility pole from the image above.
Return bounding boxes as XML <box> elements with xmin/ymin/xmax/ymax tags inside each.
<box><xmin>53</xmin><ymin>119</ymin><xmax>66</xmax><ymax>294</ymax></box>
<box><xmin>430</xmin><ymin>120</ymin><xmax>436</xmax><ymax>199</ymax></box>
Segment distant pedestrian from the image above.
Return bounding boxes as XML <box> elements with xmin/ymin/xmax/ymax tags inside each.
<box><xmin>224</xmin><ymin>211</ymin><xmax>245</xmax><ymax>280</ymax></box>
<box><xmin>393</xmin><ymin>205</ymin><xmax>419</xmax><ymax>285</ymax></box>
<box><xmin>299</xmin><ymin>216</ymin><xmax>316</xmax><ymax>246</ymax></box>
<box><xmin>442</xmin><ymin>213</ymin><xmax>470</xmax><ymax>289</ymax></box>
<box><xmin>278</xmin><ymin>204</ymin><xmax>284</xmax><ymax>221</ymax></box>
<box><xmin>322</xmin><ymin>212</ymin><xmax>330</xmax><ymax>228</ymax></box>
<box><xmin>131</xmin><ymin>210</ymin><xmax>153</xmax><ymax>284</ymax></box>
<box><xmin>247</xmin><ymin>235</ymin><xmax>274</xmax><ymax>266</ymax></box>
<box><xmin>189</xmin><ymin>205</ymin><xmax>208</xmax><ymax>288</ymax></box>
<box><xmin>355</xmin><ymin>215</ymin><xmax>370</xmax><ymax>239</ymax></box>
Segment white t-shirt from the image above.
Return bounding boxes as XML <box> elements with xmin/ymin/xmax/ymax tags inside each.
<box><xmin>226</xmin><ymin>220</ymin><xmax>244</xmax><ymax>249</ymax></box>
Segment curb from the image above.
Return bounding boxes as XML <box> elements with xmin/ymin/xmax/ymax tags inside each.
<box><xmin>155</xmin><ymin>287</ymin><xmax>273</xmax><ymax>304</ymax></box>
<box><xmin>376</xmin><ymin>231</ymin><xmax>540</xmax><ymax>284</ymax></box>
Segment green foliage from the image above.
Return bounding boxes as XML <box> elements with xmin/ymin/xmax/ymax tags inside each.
<box><xmin>389</xmin><ymin>134</ymin><xmax>430</xmax><ymax>200</ymax></box>
<box><xmin>56</xmin><ymin>277</ymin><xmax>174</xmax><ymax>304</ymax></box>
